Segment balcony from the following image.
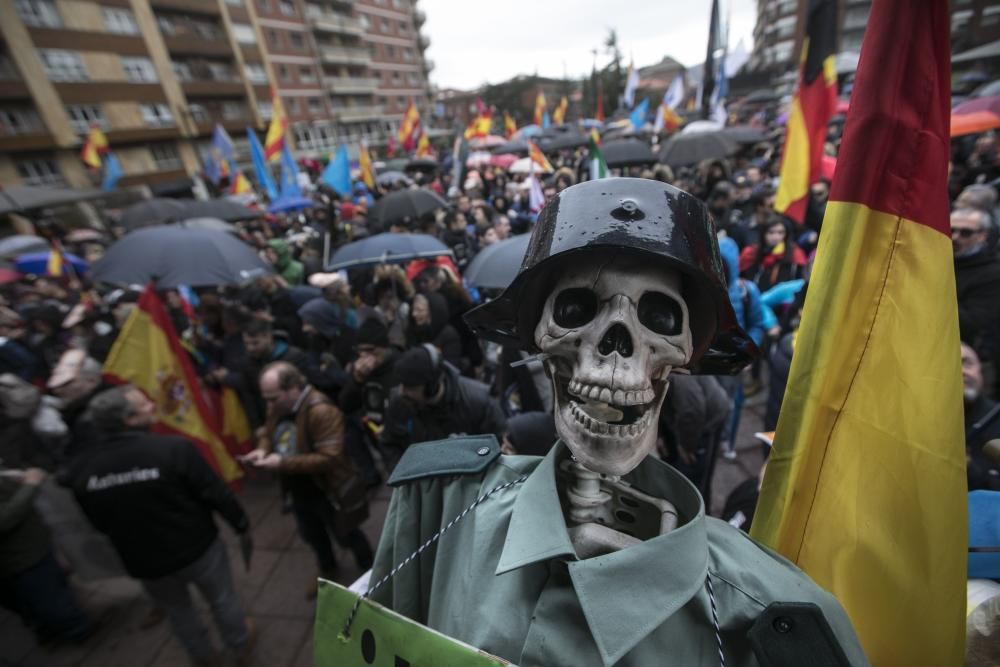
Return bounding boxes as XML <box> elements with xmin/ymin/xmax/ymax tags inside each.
<box><xmin>305</xmin><ymin>7</ymin><xmax>364</xmax><ymax>36</ymax></box>
<box><xmin>319</xmin><ymin>45</ymin><xmax>371</xmax><ymax>66</ymax></box>
<box><xmin>163</xmin><ymin>33</ymin><xmax>233</xmax><ymax>57</ymax></box>
<box><xmin>182</xmin><ymin>79</ymin><xmax>247</xmax><ymax>97</ymax></box>
<box><xmin>151</xmin><ymin>0</ymin><xmax>220</xmax><ymax>14</ymax></box>
<box><xmin>415</xmin><ymin>9</ymin><xmax>426</xmax><ymax>26</ymax></box>
<box><xmin>334</xmin><ymin>105</ymin><xmax>383</xmax><ymax>122</ymax></box>
<box><xmin>323</xmin><ymin>76</ymin><xmax>379</xmax><ymax>94</ymax></box>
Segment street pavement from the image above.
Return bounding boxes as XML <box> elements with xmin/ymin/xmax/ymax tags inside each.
<box><xmin>0</xmin><ymin>397</ymin><xmax>766</xmax><ymax>666</ymax></box>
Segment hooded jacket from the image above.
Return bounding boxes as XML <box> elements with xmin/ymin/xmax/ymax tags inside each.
<box><xmin>407</xmin><ymin>292</ymin><xmax>462</xmax><ymax>368</ymax></box>
<box><xmin>268</xmin><ymin>239</ymin><xmax>305</xmax><ymax>286</ymax></box>
<box><xmin>719</xmin><ymin>237</ymin><xmax>767</xmax><ymax>347</ymax></box>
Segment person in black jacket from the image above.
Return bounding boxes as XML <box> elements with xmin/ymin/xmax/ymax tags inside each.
<box><xmin>953</xmin><ymin>208</ymin><xmax>1000</xmax><ymax>383</ymax></box>
<box><xmin>63</xmin><ymin>386</ymin><xmax>254</xmax><ymax>665</ymax></box>
<box><xmin>963</xmin><ymin>342</ymin><xmax>1000</xmax><ymax>491</ymax></box>
<box><xmin>381</xmin><ymin>345</ymin><xmax>505</xmax><ymax>467</ymax></box>
<box><xmin>406</xmin><ymin>292</ymin><xmax>462</xmax><ymax>368</ymax></box>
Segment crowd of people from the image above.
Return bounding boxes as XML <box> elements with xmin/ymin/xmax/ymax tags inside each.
<box><xmin>2</xmin><ymin>115</ymin><xmax>999</xmax><ymax>664</ymax></box>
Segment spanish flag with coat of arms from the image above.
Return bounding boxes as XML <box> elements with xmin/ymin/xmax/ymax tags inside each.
<box><xmin>752</xmin><ymin>1</ymin><xmax>966</xmax><ymax>664</ymax></box>
<box><xmin>103</xmin><ymin>285</ymin><xmax>244</xmax><ymax>483</ymax></box>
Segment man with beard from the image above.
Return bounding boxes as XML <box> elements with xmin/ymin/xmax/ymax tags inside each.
<box><xmin>963</xmin><ymin>342</ymin><xmax>1000</xmax><ymax>491</ymax></box>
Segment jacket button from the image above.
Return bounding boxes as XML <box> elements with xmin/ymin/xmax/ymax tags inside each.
<box><xmin>477</xmin><ymin>447</ymin><xmax>490</xmax><ymax>456</ymax></box>
<box><xmin>773</xmin><ymin>617</ymin><xmax>793</xmax><ymax>634</ymax></box>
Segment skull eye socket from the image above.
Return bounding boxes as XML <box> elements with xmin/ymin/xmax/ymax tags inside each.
<box><xmin>638</xmin><ymin>292</ymin><xmax>683</xmax><ymax>336</ymax></box>
<box><xmin>553</xmin><ymin>288</ymin><xmax>598</xmax><ymax>329</ymax></box>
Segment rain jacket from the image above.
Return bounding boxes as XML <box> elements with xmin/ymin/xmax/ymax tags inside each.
<box><xmin>719</xmin><ymin>237</ymin><xmax>767</xmax><ymax>347</ymax></box>
<box><xmin>268</xmin><ymin>239</ymin><xmax>304</xmax><ymax>285</ymax></box>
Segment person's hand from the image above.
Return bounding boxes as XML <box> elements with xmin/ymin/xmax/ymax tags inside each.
<box><xmin>767</xmin><ymin>325</ymin><xmax>782</xmax><ymax>340</ymax></box>
<box><xmin>353</xmin><ymin>355</ymin><xmax>376</xmax><ymax>382</ymax></box>
<box><xmin>240</xmin><ymin>449</ymin><xmax>267</xmax><ymax>465</ymax></box>
<box><xmin>21</xmin><ymin>468</ymin><xmax>47</xmax><ymax>486</ymax></box>
<box><xmin>253</xmin><ymin>453</ymin><xmax>282</xmax><ymax>470</ymax></box>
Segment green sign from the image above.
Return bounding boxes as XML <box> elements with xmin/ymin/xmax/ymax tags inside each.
<box><xmin>314</xmin><ymin>580</ymin><xmax>514</xmax><ymax>666</ymax></box>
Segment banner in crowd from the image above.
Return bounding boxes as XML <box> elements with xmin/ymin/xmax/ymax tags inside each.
<box><xmin>752</xmin><ymin>1</ymin><xmax>966</xmax><ymax>664</ymax></box>
<box><xmin>103</xmin><ymin>285</ymin><xmax>243</xmax><ymax>483</ymax></box>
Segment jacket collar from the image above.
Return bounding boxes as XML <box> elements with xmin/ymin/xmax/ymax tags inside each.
<box><xmin>496</xmin><ymin>442</ymin><xmax>708</xmax><ymax>667</ymax></box>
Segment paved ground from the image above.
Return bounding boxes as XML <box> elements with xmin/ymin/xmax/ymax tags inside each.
<box><xmin>1</xmin><ymin>397</ymin><xmax>766</xmax><ymax>666</ymax></box>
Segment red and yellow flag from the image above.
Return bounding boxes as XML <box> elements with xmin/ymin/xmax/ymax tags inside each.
<box><xmin>415</xmin><ymin>133</ymin><xmax>433</xmax><ymax>158</ymax></box>
<box><xmin>527</xmin><ymin>139</ymin><xmax>552</xmax><ymax>172</ymax></box>
<box><xmin>80</xmin><ymin>125</ymin><xmax>108</xmax><ymax>169</ymax></box>
<box><xmin>662</xmin><ymin>105</ymin><xmax>682</xmax><ymax>132</ymax></box>
<box><xmin>752</xmin><ymin>2</ymin><xmax>965</xmax><ymax>665</ymax></box>
<box><xmin>552</xmin><ymin>96</ymin><xmax>568</xmax><ymax>125</ymax></box>
<box><xmin>230</xmin><ymin>169</ymin><xmax>252</xmax><ymax>195</ymax></box>
<box><xmin>503</xmin><ymin>111</ymin><xmax>517</xmax><ymax>139</ymax></box>
<box><xmin>773</xmin><ymin>0</ymin><xmax>838</xmax><ymax>223</ymax></box>
<box><xmin>103</xmin><ymin>285</ymin><xmax>243</xmax><ymax>483</ymax></box>
<box><xmin>463</xmin><ymin>100</ymin><xmax>493</xmax><ymax>140</ymax></box>
<box><xmin>264</xmin><ymin>90</ymin><xmax>288</xmax><ymax>163</ymax></box>
<box><xmin>533</xmin><ymin>91</ymin><xmax>546</xmax><ymax>127</ymax></box>
<box><xmin>358</xmin><ymin>141</ymin><xmax>375</xmax><ymax>189</ymax></box>
<box><xmin>398</xmin><ymin>100</ymin><xmax>421</xmax><ymax>153</ymax></box>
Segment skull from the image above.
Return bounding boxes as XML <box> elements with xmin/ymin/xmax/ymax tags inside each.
<box><xmin>534</xmin><ymin>253</ymin><xmax>693</xmax><ymax>476</ymax></box>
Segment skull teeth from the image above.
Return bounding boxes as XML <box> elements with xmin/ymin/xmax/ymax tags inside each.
<box><xmin>568</xmin><ymin>381</ymin><xmax>655</xmax><ymax>407</ymax></box>
<box><xmin>569</xmin><ymin>401</ymin><xmax>650</xmax><ymax>436</ymax></box>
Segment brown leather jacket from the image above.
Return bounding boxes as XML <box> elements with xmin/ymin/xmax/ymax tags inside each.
<box><xmin>259</xmin><ymin>385</ymin><xmax>356</xmax><ymax>492</ymax></box>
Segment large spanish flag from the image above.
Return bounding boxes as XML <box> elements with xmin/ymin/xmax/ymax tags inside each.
<box><xmin>103</xmin><ymin>285</ymin><xmax>243</xmax><ymax>483</ymax></box>
<box><xmin>752</xmin><ymin>1</ymin><xmax>966</xmax><ymax>665</ymax></box>
<box><xmin>773</xmin><ymin>0</ymin><xmax>838</xmax><ymax>224</ymax></box>
<box><xmin>398</xmin><ymin>100</ymin><xmax>421</xmax><ymax>153</ymax></box>
<box><xmin>264</xmin><ymin>89</ymin><xmax>288</xmax><ymax>163</ymax></box>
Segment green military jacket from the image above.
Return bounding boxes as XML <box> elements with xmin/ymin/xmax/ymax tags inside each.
<box><xmin>370</xmin><ymin>438</ymin><xmax>868</xmax><ymax>667</ymax></box>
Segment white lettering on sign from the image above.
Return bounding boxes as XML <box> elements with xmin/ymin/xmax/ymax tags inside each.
<box><xmin>86</xmin><ymin>467</ymin><xmax>161</xmax><ymax>491</ymax></box>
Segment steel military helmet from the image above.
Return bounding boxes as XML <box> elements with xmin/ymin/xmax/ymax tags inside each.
<box><xmin>464</xmin><ymin>177</ymin><xmax>757</xmax><ymax>374</ymax></box>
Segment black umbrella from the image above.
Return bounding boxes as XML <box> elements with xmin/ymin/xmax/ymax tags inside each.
<box><xmin>376</xmin><ymin>171</ymin><xmax>413</xmax><ymax>187</ymax></box>
<box><xmin>464</xmin><ymin>233</ymin><xmax>530</xmax><ymax>290</ymax></box>
<box><xmin>0</xmin><ymin>184</ymin><xmax>105</xmax><ymax>215</ymax></box>
<box><xmin>118</xmin><ymin>198</ymin><xmax>187</xmax><ymax>232</ymax></box>
<box><xmin>490</xmin><ymin>139</ymin><xmax>529</xmax><ymax>155</ymax></box>
<box><xmin>326</xmin><ymin>232</ymin><xmax>452</xmax><ymax>271</ymax></box>
<box><xmin>0</xmin><ymin>234</ymin><xmax>50</xmax><ymax>260</ymax></box>
<box><xmin>658</xmin><ymin>132</ymin><xmax>740</xmax><ymax>167</ymax></box>
<box><xmin>91</xmin><ymin>226</ymin><xmax>272</xmax><ymax>288</ymax></box>
<box><xmin>368</xmin><ymin>189</ymin><xmax>448</xmax><ymax>229</ymax></box>
<box><xmin>404</xmin><ymin>158</ymin><xmax>438</xmax><ymax>173</ymax></box>
<box><xmin>744</xmin><ymin>89</ymin><xmax>780</xmax><ymax>104</ymax></box>
<box><xmin>722</xmin><ymin>126</ymin><xmax>768</xmax><ymax>145</ymax></box>
<box><xmin>540</xmin><ymin>134</ymin><xmax>590</xmax><ymax>153</ymax></box>
<box><xmin>602</xmin><ymin>139</ymin><xmax>658</xmax><ymax>167</ymax></box>
<box><xmin>183</xmin><ymin>199</ymin><xmax>261</xmax><ymax>222</ymax></box>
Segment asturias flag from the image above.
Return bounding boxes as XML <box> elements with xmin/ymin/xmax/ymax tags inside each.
<box><xmin>321</xmin><ymin>145</ymin><xmax>352</xmax><ymax>197</ymax></box>
<box><xmin>103</xmin><ymin>285</ymin><xmax>243</xmax><ymax>483</ymax></box>
<box><xmin>264</xmin><ymin>90</ymin><xmax>288</xmax><ymax>163</ymax></box>
<box><xmin>773</xmin><ymin>0</ymin><xmax>838</xmax><ymax>224</ymax></box>
<box><xmin>751</xmin><ymin>1</ymin><xmax>966</xmax><ymax>665</ymax></box>
<box><xmin>248</xmin><ymin>129</ymin><xmax>279</xmax><ymax>201</ymax></box>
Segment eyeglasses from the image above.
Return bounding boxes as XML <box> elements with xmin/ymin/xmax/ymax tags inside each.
<box><xmin>952</xmin><ymin>228</ymin><xmax>982</xmax><ymax>238</ymax></box>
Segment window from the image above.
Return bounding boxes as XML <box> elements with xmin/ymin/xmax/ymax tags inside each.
<box><xmin>121</xmin><ymin>57</ymin><xmax>158</xmax><ymax>83</ymax></box>
<box><xmin>224</xmin><ymin>0</ymin><xmax>243</xmax><ymax>5</ymax></box>
<box><xmin>15</xmin><ymin>0</ymin><xmax>61</xmax><ymax>27</ymax></box>
<box><xmin>222</xmin><ymin>101</ymin><xmax>246</xmax><ymax>120</ymax></box>
<box><xmin>984</xmin><ymin>6</ymin><xmax>1000</xmax><ymax>27</ymax></box>
<box><xmin>66</xmin><ymin>104</ymin><xmax>105</xmax><ymax>134</ymax></box>
<box><xmin>0</xmin><ymin>54</ymin><xmax>19</xmax><ymax>80</ymax></box>
<box><xmin>188</xmin><ymin>103</ymin><xmax>209</xmax><ymax>123</ymax></box>
<box><xmin>0</xmin><ymin>107</ymin><xmax>42</xmax><ymax>135</ymax></box>
<box><xmin>380</xmin><ymin>18</ymin><xmax>390</xmax><ymax>32</ymax></box>
<box><xmin>172</xmin><ymin>61</ymin><xmax>192</xmax><ymax>81</ymax></box>
<box><xmin>279</xmin><ymin>1</ymin><xmax>295</xmax><ymax>15</ymax></box>
<box><xmin>308</xmin><ymin>97</ymin><xmax>322</xmax><ymax>114</ymax></box>
<box><xmin>232</xmin><ymin>23</ymin><xmax>256</xmax><ymax>44</ymax></box>
<box><xmin>157</xmin><ymin>16</ymin><xmax>176</xmax><ymax>35</ymax></box>
<box><xmin>40</xmin><ymin>50</ymin><xmax>87</xmax><ymax>82</ymax></box>
<box><xmin>257</xmin><ymin>0</ymin><xmax>269</xmax><ymax>10</ymax></box>
<box><xmin>102</xmin><ymin>7</ymin><xmax>138</xmax><ymax>35</ymax></box>
<box><xmin>208</xmin><ymin>62</ymin><xmax>235</xmax><ymax>81</ymax></box>
<box><xmin>396</xmin><ymin>96</ymin><xmax>405</xmax><ymax>108</ymax></box>
<box><xmin>17</xmin><ymin>159</ymin><xmax>63</xmax><ymax>186</ymax></box>
<box><xmin>392</xmin><ymin>72</ymin><xmax>401</xmax><ymax>84</ymax></box>
<box><xmin>193</xmin><ymin>21</ymin><xmax>218</xmax><ymax>39</ymax></box>
<box><xmin>402</xmin><ymin>48</ymin><xmax>413</xmax><ymax>62</ymax></box>
<box><xmin>407</xmin><ymin>72</ymin><xmax>418</xmax><ymax>85</ymax></box>
<box><xmin>257</xmin><ymin>100</ymin><xmax>273</xmax><ymax>119</ymax></box>
<box><xmin>151</xmin><ymin>143</ymin><xmax>182</xmax><ymax>170</ymax></box>
<box><xmin>386</xmin><ymin>45</ymin><xmax>396</xmax><ymax>58</ymax></box>
<box><xmin>952</xmin><ymin>10</ymin><xmax>973</xmax><ymax>32</ymax></box>
<box><xmin>359</xmin><ymin>14</ymin><xmax>369</xmax><ymax>29</ymax></box>
<box><xmin>140</xmin><ymin>103</ymin><xmax>174</xmax><ymax>127</ymax></box>
<box><xmin>285</xmin><ymin>97</ymin><xmax>299</xmax><ymax>114</ymax></box>
<box><xmin>289</xmin><ymin>32</ymin><xmax>305</xmax><ymax>50</ymax></box>
<box><xmin>399</xmin><ymin>20</ymin><xmax>408</xmax><ymax>34</ymax></box>
<box><xmin>244</xmin><ymin>62</ymin><xmax>268</xmax><ymax>83</ymax></box>
<box><xmin>267</xmin><ymin>29</ymin><xmax>280</xmax><ymax>47</ymax></box>
<box><xmin>299</xmin><ymin>66</ymin><xmax>316</xmax><ymax>83</ymax></box>
<box><xmin>392</xmin><ymin>0</ymin><xmax>404</xmax><ymax>8</ymax></box>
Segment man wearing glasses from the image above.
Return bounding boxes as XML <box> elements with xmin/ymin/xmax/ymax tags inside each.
<box><xmin>953</xmin><ymin>207</ymin><xmax>1000</xmax><ymax>396</ymax></box>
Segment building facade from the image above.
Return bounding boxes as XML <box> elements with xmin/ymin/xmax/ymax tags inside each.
<box><xmin>0</xmin><ymin>0</ymin><xmax>434</xmax><ymax>192</ymax></box>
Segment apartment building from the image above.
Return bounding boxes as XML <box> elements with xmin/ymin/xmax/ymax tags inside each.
<box><xmin>750</xmin><ymin>0</ymin><xmax>1000</xmax><ymax>75</ymax></box>
<box><xmin>0</xmin><ymin>0</ymin><xmax>276</xmax><ymax>193</ymax></box>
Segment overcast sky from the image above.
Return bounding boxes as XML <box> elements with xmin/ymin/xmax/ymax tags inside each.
<box><xmin>419</xmin><ymin>0</ymin><xmax>757</xmax><ymax>90</ymax></box>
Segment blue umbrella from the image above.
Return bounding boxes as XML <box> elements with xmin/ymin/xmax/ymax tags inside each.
<box><xmin>326</xmin><ymin>233</ymin><xmax>452</xmax><ymax>271</ymax></box>
<box><xmin>16</xmin><ymin>251</ymin><xmax>88</xmax><ymax>276</ymax></box>
<box><xmin>267</xmin><ymin>196</ymin><xmax>314</xmax><ymax>213</ymax></box>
